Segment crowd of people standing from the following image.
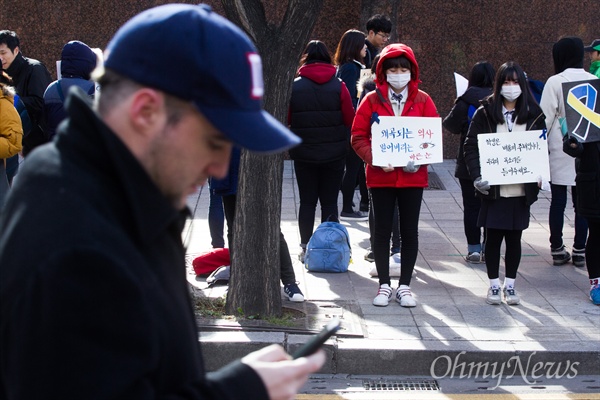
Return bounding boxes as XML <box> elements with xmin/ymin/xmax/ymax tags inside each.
<box><xmin>0</xmin><ymin>5</ymin><xmax>598</xmax><ymax>399</ymax></box>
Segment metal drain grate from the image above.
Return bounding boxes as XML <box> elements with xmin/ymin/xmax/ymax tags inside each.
<box><xmin>363</xmin><ymin>379</ymin><xmax>440</xmax><ymax>391</ymax></box>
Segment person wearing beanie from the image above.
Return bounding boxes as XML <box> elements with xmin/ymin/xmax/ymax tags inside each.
<box><xmin>43</xmin><ymin>40</ymin><xmax>99</xmax><ymax>140</ymax></box>
<box><xmin>539</xmin><ymin>36</ymin><xmax>597</xmax><ymax>268</ymax></box>
<box><xmin>584</xmin><ymin>39</ymin><xmax>600</xmax><ymax>78</ymax></box>
<box><xmin>0</xmin><ymin>4</ymin><xmax>323</xmax><ymax>399</ymax></box>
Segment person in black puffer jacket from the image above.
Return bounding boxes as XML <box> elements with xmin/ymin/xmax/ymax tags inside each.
<box><xmin>289</xmin><ymin>40</ymin><xmax>355</xmax><ymax>260</ymax></box>
<box><xmin>443</xmin><ymin>61</ymin><xmax>495</xmax><ymax>263</ymax></box>
<box><xmin>0</xmin><ymin>30</ymin><xmax>52</xmax><ymax>156</ymax></box>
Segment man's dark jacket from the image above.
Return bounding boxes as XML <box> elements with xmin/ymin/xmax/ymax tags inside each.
<box><xmin>5</xmin><ymin>52</ymin><xmax>51</xmax><ymax>155</ymax></box>
<box><xmin>0</xmin><ymin>90</ymin><xmax>268</xmax><ymax>399</ymax></box>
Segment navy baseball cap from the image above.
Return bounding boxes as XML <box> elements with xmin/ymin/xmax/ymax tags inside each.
<box><xmin>584</xmin><ymin>39</ymin><xmax>600</xmax><ymax>52</ymax></box>
<box><xmin>103</xmin><ymin>3</ymin><xmax>300</xmax><ymax>153</ymax></box>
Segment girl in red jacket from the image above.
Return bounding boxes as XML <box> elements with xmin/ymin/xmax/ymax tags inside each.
<box><xmin>352</xmin><ymin>44</ymin><xmax>438</xmax><ymax>307</ymax></box>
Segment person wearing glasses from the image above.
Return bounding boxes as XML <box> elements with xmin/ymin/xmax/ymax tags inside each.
<box><xmin>364</xmin><ymin>14</ymin><xmax>392</xmax><ymax>69</ymax></box>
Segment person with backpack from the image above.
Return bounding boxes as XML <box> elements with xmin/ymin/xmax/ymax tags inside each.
<box><xmin>352</xmin><ymin>43</ymin><xmax>439</xmax><ymax>308</ymax></box>
<box><xmin>540</xmin><ymin>36</ymin><xmax>597</xmax><ymax>267</ymax></box>
<box><xmin>44</xmin><ymin>40</ymin><xmax>99</xmax><ymax>140</ymax></box>
<box><xmin>443</xmin><ymin>61</ymin><xmax>495</xmax><ymax>264</ymax></box>
<box><xmin>288</xmin><ymin>40</ymin><xmax>354</xmax><ymax>263</ymax></box>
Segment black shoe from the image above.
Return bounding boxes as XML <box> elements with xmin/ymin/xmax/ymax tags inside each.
<box><xmin>551</xmin><ymin>245</ymin><xmax>571</xmax><ymax>266</ymax></box>
<box><xmin>572</xmin><ymin>248</ymin><xmax>585</xmax><ymax>267</ymax></box>
<box><xmin>340</xmin><ymin>211</ymin><xmax>368</xmax><ymax>221</ymax></box>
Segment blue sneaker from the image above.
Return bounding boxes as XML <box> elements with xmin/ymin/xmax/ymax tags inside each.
<box><xmin>284</xmin><ymin>283</ymin><xmax>305</xmax><ymax>302</ymax></box>
<box><xmin>590</xmin><ymin>284</ymin><xmax>600</xmax><ymax>305</ymax></box>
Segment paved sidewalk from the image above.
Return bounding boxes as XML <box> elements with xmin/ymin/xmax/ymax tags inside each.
<box><xmin>184</xmin><ymin>160</ymin><xmax>600</xmax><ymax>376</ymax></box>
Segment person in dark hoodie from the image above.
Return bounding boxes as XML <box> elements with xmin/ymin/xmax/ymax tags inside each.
<box><xmin>0</xmin><ymin>30</ymin><xmax>52</xmax><ymax>156</ymax></box>
<box><xmin>540</xmin><ymin>36</ymin><xmax>597</xmax><ymax>268</ymax></box>
<box><xmin>288</xmin><ymin>40</ymin><xmax>355</xmax><ymax>261</ymax></box>
<box><xmin>443</xmin><ymin>61</ymin><xmax>495</xmax><ymax>264</ymax></box>
<box><xmin>44</xmin><ymin>40</ymin><xmax>99</xmax><ymax>140</ymax></box>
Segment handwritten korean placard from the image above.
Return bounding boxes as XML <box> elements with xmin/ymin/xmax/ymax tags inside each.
<box><xmin>477</xmin><ymin>130</ymin><xmax>550</xmax><ymax>185</ymax></box>
<box><xmin>371</xmin><ymin>116</ymin><xmax>443</xmax><ymax>167</ymax></box>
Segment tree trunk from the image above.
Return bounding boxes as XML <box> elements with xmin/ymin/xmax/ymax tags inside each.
<box><xmin>221</xmin><ymin>0</ymin><xmax>324</xmax><ymax>317</ymax></box>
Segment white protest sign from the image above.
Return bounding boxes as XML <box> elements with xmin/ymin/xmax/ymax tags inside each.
<box><xmin>454</xmin><ymin>72</ymin><xmax>468</xmax><ymax>98</ymax></box>
<box><xmin>371</xmin><ymin>116</ymin><xmax>443</xmax><ymax>167</ymax></box>
<box><xmin>477</xmin><ymin>130</ymin><xmax>550</xmax><ymax>185</ymax></box>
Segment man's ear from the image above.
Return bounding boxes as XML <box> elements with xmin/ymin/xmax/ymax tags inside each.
<box><xmin>13</xmin><ymin>46</ymin><xmax>19</xmax><ymax>56</ymax></box>
<box><xmin>128</xmin><ymin>89</ymin><xmax>165</xmax><ymax>136</ymax></box>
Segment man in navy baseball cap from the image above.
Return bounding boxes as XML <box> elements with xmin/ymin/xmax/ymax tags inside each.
<box><xmin>103</xmin><ymin>3</ymin><xmax>300</xmax><ymax>153</ymax></box>
<box><xmin>0</xmin><ymin>4</ymin><xmax>323</xmax><ymax>399</ymax></box>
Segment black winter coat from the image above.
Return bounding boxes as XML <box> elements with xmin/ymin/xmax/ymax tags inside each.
<box><xmin>5</xmin><ymin>52</ymin><xmax>52</xmax><ymax>155</ymax></box>
<box><xmin>443</xmin><ymin>86</ymin><xmax>493</xmax><ymax>179</ymax></box>
<box><xmin>463</xmin><ymin>98</ymin><xmax>546</xmax><ymax>206</ymax></box>
<box><xmin>563</xmin><ymin>138</ymin><xmax>600</xmax><ymax>220</ymax></box>
<box><xmin>0</xmin><ymin>91</ymin><xmax>268</xmax><ymax>399</ymax></box>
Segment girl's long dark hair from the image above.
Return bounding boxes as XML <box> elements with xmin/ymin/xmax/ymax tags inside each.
<box><xmin>333</xmin><ymin>29</ymin><xmax>366</xmax><ymax>65</ymax></box>
<box><xmin>488</xmin><ymin>61</ymin><xmax>530</xmax><ymax>126</ymax></box>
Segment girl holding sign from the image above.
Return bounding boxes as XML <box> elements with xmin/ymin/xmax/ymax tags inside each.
<box><xmin>463</xmin><ymin>62</ymin><xmax>546</xmax><ymax>306</ymax></box>
<box><xmin>352</xmin><ymin>43</ymin><xmax>438</xmax><ymax>307</ymax></box>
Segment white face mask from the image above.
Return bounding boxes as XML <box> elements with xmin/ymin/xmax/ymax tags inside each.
<box><xmin>501</xmin><ymin>85</ymin><xmax>522</xmax><ymax>102</ymax></box>
<box><xmin>387</xmin><ymin>72</ymin><xmax>411</xmax><ymax>90</ymax></box>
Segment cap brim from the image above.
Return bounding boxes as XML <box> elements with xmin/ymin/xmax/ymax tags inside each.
<box><xmin>196</xmin><ymin>105</ymin><xmax>301</xmax><ymax>154</ymax></box>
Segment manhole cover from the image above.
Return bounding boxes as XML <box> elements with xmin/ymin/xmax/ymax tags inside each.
<box><xmin>363</xmin><ymin>378</ymin><xmax>440</xmax><ymax>391</ymax></box>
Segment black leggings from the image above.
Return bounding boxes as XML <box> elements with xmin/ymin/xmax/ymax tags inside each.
<box><xmin>485</xmin><ymin>228</ymin><xmax>523</xmax><ymax>280</ymax></box>
<box><xmin>370</xmin><ymin>187</ymin><xmax>423</xmax><ymax>286</ymax></box>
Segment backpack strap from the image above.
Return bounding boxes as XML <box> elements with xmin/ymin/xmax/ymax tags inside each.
<box><xmin>56</xmin><ymin>80</ymin><xmax>65</xmax><ymax>102</ymax></box>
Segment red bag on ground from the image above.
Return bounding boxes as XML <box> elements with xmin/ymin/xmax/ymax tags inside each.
<box><xmin>192</xmin><ymin>248</ymin><xmax>230</xmax><ymax>276</ymax></box>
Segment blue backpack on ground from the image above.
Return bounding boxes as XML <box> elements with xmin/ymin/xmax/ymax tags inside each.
<box><xmin>305</xmin><ymin>221</ymin><xmax>352</xmax><ymax>273</ymax></box>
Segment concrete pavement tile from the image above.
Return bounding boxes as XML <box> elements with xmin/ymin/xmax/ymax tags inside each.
<box><xmin>366</xmin><ymin>325</ymin><xmax>421</xmax><ymax>340</ymax></box>
<box><xmin>574</xmin><ymin>327</ymin><xmax>600</xmax><ymax>341</ymax></box>
<box><xmin>362</xmin><ymin>314</ymin><xmax>417</xmax><ymax>327</ymax></box>
<box><xmin>468</xmin><ymin>326</ymin><xmax>528</xmax><ymax>341</ymax></box>
<box><xmin>406</xmin><ymin>304</ymin><xmax>464</xmax><ymax>316</ymax></box>
<box><xmin>413</xmin><ymin>313</ymin><xmax>467</xmax><ymax>328</ymax></box>
<box><xmin>418</xmin><ymin>326</ymin><xmax>475</xmax><ymax>341</ymax></box>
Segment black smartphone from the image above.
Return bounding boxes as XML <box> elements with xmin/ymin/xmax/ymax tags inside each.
<box><xmin>292</xmin><ymin>318</ymin><xmax>341</xmax><ymax>359</ymax></box>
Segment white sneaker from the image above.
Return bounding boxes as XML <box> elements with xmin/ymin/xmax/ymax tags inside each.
<box><xmin>373</xmin><ymin>284</ymin><xmax>393</xmax><ymax>307</ymax></box>
<box><xmin>486</xmin><ymin>286</ymin><xmax>501</xmax><ymax>305</ymax></box>
<box><xmin>503</xmin><ymin>286</ymin><xmax>520</xmax><ymax>305</ymax></box>
<box><xmin>395</xmin><ymin>285</ymin><xmax>417</xmax><ymax>307</ymax></box>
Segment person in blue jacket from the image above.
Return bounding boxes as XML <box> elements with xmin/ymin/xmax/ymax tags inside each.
<box><xmin>44</xmin><ymin>40</ymin><xmax>98</xmax><ymax>140</ymax></box>
<box><xmin>210</xmin><ymin>147</ymin><xmax>305</xmax><ymax>302</ymax></box>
